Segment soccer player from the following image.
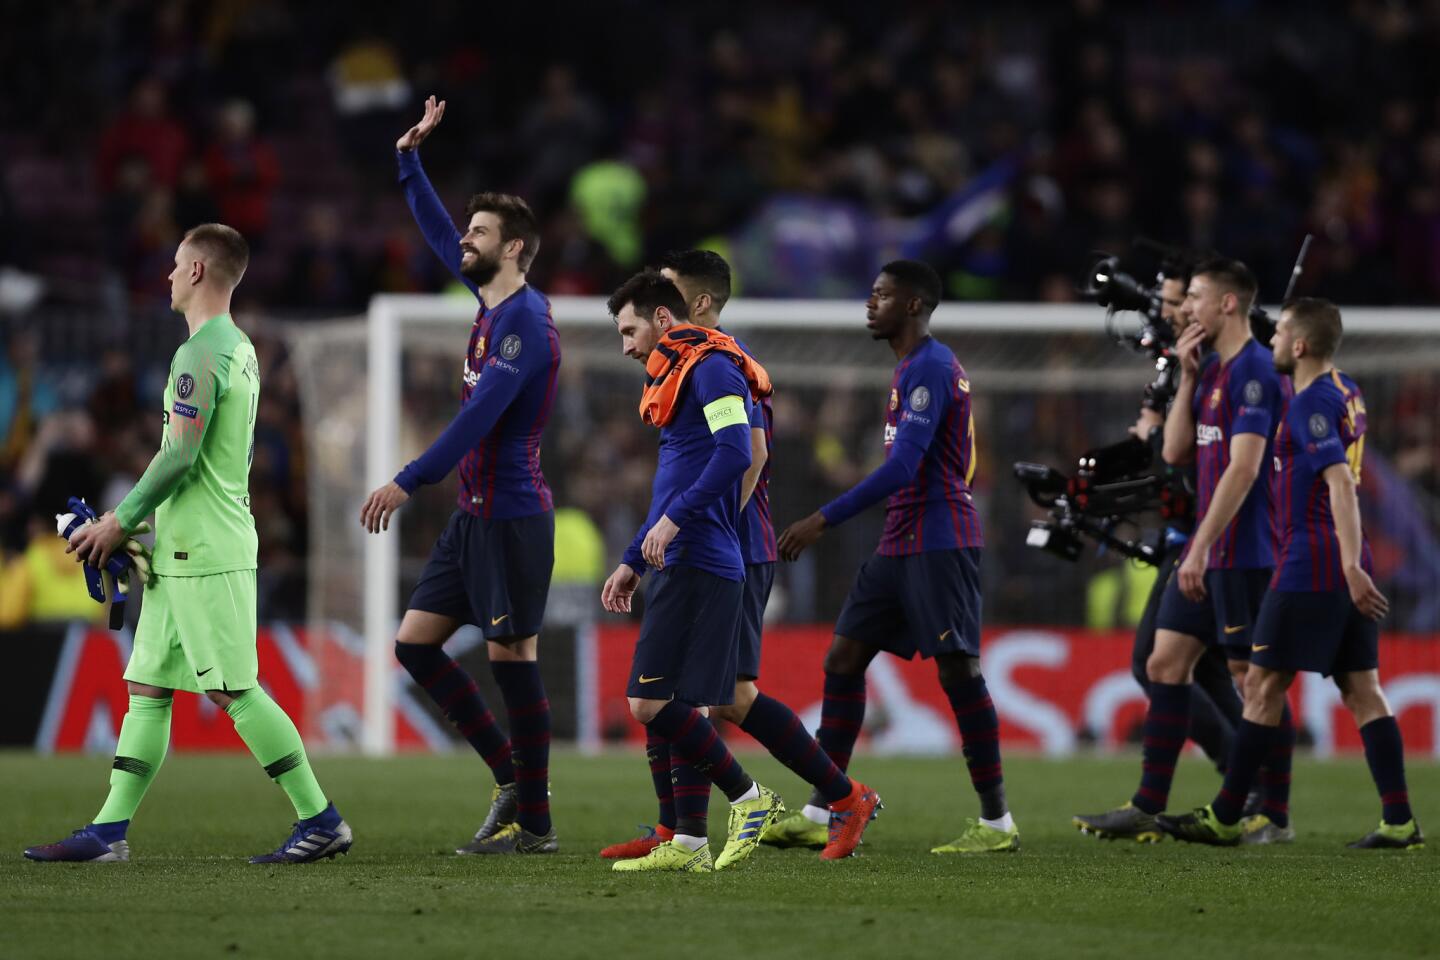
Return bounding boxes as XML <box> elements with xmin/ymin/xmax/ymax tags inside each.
<box><xmin>777</xmin><ymin>260</ymin><xmax>1020</xmax><ymax>855</ymax></box>
<box><xmin>25</xmin><ymin>224</ymin><xmax>351</xmax><ymax>864</ymax></box>
<box><xmin>1125</xmin><ymin>260</ymin><xmax>1244</xmax><ymax>778</ymax></box>
<box><xmin>599</xmin><ymin>251</ymin><xmax>880</xmax><ymax>863</ymax></box>
<box><xmin>1159</xmin><ymin>298</ymin><xmax>1423</xmax><ymax>849</ymax></box>
<box><xmin>601</xmin><ymin>270</ymin><xmax>785</xmax><ymax>872</ymax></box>
<box><xmin>359</xmin><ymin>95</ymin><xmax>560</xmax><ymax>854</ymax></box>
<box><xmin>1074</xmin><ymin>257</ymin><xmax>1292</xmax><ymax>842</ymax></box>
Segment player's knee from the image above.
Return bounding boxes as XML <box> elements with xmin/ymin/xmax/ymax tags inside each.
<box><xmin>488</xmin><ymin>635</ymin><xmax>538</xmax><ymax>662</ymax></box>
<box><xmin>126</xmin><ymin>681</ymin><xmax>172</xmax><ymax>699</ymax></box>
<box><xmin>721</xmin><ymin>679</ymin><xmax>758</xmax><ymax>722</ymax></box>
<box><xmin>628</xmin><ymin>697</ymin><xmax>663</xmax><ymax>724</ymax></box>
<box><xmin>936</xmin><ymin>653</ymin><xmax>982</xmax><ymax>689</ymax></box>
<box><xmin>1336</xmin><ymin>673</ymin><xmax>1389</xmax><ymax>723</ymax></box>
<box><xmin>1147</xmin><ymin>631</ymin><xmax>1196</xmax><ymax>684</ymax></box>
<box><xmin>824</xmin><ymin>635</ymin><xmax>872</xmax><ymax>675</ymax></box>
<box><xmin>205</xmin><ymin>689</ymin><xmax>238</xmax><ymax>709</ymax></box>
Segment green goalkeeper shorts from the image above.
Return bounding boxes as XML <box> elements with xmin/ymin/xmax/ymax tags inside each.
<box><xmin>125</xmin><ymin>569</ymin><xmax>259</xmax><ymax>694</ymax></box>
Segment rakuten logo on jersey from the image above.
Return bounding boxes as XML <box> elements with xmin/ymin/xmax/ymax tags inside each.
<box><xmin>463</xmin><ymin>363</ymin><xmax>480</xmax><ymax>388</ymax></box>
<box><xmin>884</xmin><ymin>423</ymin><xmax>897</xmax><ymax>445</ymax></box>
<box><xmin>1197</xmin><ymin>423</ymin><xmax>1224</xmax><ymax>446</ymax></box>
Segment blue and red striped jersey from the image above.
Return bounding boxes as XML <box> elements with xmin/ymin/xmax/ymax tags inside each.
<box><xmin>394</xmin><ymin>285</ymin><xmax>561</xmax><ymax>520</ymax></box>
<box><xmin>727</xmin><ymin>333</ymin><xmax>777</xmax><ymax>565</ymax></box>
<box><xmin>1190</xmin><ymin>338</ymin><xmax>1284</xmax><ymax>569</ymax></box>
<box><xmin>393</xmin><ymin>149</ymin><xmax>560</xmax><ymax>520</ymax></box>
<box><xmin>877</xmin><ymin>337</ymin><xmax>983</xmax><ymax>555</ymax></box>
<box><xmin>1271</xmin><ymin>369</ymin><xmax>1372</xmax><ymax>592</ymax></box>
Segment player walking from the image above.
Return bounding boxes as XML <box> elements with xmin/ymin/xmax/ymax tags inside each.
<box><xmin>1159</xmin><ymin>298</ymin><xmax>1422</xmax><ymax>849</ymax></box>
<box><xmin>777</xmin><ymin>260</ymin><xmax>1020</xmax><ymax>854</ymax></box>
<box><xmin>599</xmin><ymin>252</ymin><xmax>880</xmax><ymax>863</ymax></box>
<box><xmin>25</xmin><ymin>224</ymin><xmax>351</xmax><ymax>864</ymax></box>
<box><xmin>601</xmin><ymin>271</ymin><xmax>785</xmax><ymax>872</ymax></box>
<box><xmin>360</xmin><ymin>96</ymin><xmax>560</xmax><ymax>855</ymax></box>
<box><xmin>1074</xmin><ymin>258</ymin><xmax>1293</xmax><ymax>842</ymax></box>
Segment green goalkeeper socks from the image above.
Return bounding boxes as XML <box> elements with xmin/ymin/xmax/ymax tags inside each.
<box><xmin>226</xmin><ymin>688</ymin><xmax>328</xmax><ymax>820</ymax></box>
<box><xmin>95</xmin><ymin>694</ymin><xmax>172</xmax><ymax>824</ymax></box>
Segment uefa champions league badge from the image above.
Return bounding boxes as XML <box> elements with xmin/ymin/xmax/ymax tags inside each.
<box><xmin>500</xmin><ymin>334</ymin><xmax>522</xmax><ymax>360</ymax></box>
<box><xmin>909</xmin><ymin>386</ymin><xmax>931</xmax><ymax>411</ymax></box>
<box><xmin>1244</xmin><ymin>380</ymin><xmax>1263</xmax><ymax>405</ymax></box>
<box><xmin>1310</xmin><ymin>413</ymin><xmax>1331</xmax><ymax>438</ymax></box>
<box><xmin>177</xmin><ymin>373</ymin><xmax>195</xmax><ymax>399</ymax></box>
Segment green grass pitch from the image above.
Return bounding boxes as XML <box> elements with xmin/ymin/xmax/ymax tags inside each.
<box><xmin>2</xmin><ymin>750</ymin><xmax>1438</xmax><ymax>959</ymax></box>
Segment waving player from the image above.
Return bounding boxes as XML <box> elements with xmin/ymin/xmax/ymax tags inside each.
<box><xmin>778</xmin><ymin>260</ymin><xmax>1019</xmax><ymax>855</ymax></box>
<box><xmin>25</xmin><ymin>225</ymin><xmax>351</xmax><ymax>864</ymax></box>
<box><xmin>1160</xmin><ymin>298</ymin><xmax>1422</xmax><ymax>849</ymax></box>
<box><xmin>360</xmin><ymin>96</ymin><xmax>561</xmax><ymax>855</ymax></box>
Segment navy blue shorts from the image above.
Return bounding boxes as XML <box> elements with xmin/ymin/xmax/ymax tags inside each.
<box><xmin>834</xmin><ymin>548</ymin><xmax>982</xmax><ymax>660</ymax></box>
<box><xmin>407</xmin><ymin>509</ymin><xmax>554</xmax><ymax>639</ymax></box>
<box><xmin>1250</xmin><ymin>589</ymin><xmax>1379</xmax><ymax>676</ymax></box>
<box><xmin>736</xmin><ymin>562</ymin><xmax>775</xmax><ymax>680</ymax></box>
<box><xmin>1154</xmin><ymin>566</ymin><xmax>1271</xmax><ymax>659</ymax></box>
<box><xmin>626</xmin><ymin>565</ymin><xmax>742</xmax><ymax>706</ymax></box>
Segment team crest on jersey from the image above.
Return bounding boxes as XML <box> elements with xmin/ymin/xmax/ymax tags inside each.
<box><xmin>1309</xmin><ymin>413</ymin><xmax>1331</xmax><ymax>438</ymax></box>
<box><xmin>474</xmin><ymin>337</ymin><xmax>486</xmax><ymax>361</ymax></box>
<box><xmin>1244</xmin><ymin>379</ymin><xmax>1262</xmax><ymax>405</ymax></box>
<box><xmin>909</xmin><ymin>386</ymin><xmax>931</xmax><ymax>411</ymax></box>
<box><xmin>1209</xmin><ymin>388</ymin><xmax>1222</xmax><ymax>409</ymax></box>
<box><xmin>177</xmin><ymin>373</ymin><xmax>195</xmax><ymax>399</ymax></box>
<box><xmin>500</xmin><ymin>334</ymin><xmax>522</xmax><ymax>360</ymax></box>
<box><xmin>957</xmin><ymin>377</ymin><xmax>970</xmax><ymax>393</ymax></box>
<box><xmin>889</xmin><ymin>389</ymin><xmax>899</xmax><ymax>411</ymax></box>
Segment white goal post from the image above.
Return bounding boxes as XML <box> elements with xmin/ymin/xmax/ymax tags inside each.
<box><xmin>358</xmin><ymin>295</ymin><xmax>1440</xmax><ymax>755</ymax></box>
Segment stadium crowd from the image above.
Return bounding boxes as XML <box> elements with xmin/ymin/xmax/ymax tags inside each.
<box><xmin>3</xmin><ymin>0</ymin><xmax>1440</xmax><ymax>625</ymax></box>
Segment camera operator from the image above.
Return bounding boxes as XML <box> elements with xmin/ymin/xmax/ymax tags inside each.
<box><xmin>1125</xmin><ymin>261</ymin><xmax>1243</xmax><ymax>775</ymax></box>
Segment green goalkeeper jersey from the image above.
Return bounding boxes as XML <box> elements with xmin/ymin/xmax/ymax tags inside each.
<box><xmin>115</xmin><ymin>313</ymin><xmax>260</xmax><ymax>576</ymax></box>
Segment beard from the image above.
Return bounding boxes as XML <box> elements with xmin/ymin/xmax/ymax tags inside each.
<box><xmin>1274</xmin><ymin>353</ymin><xmax>1296</xmax><ymax>375</ymax></box>
<box><xmin>460</xmin><ymin>248</ymin><xmax>502</xmax><ymax>285</ymax></box>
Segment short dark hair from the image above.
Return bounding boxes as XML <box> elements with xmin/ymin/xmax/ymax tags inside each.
<box><xmin>182</xmin><ymin>223</ymin><xmax>249</xmax><ymax>288</ymax></box>
<box><xmin>607</xmin><ymin>270</ymin><xmax>690</xmax><ymax>323</ymax></box>
<box><xmin>881</xmin><ymin>259</ymin><xmax>942</xmax><ymax>313</ymax></box>
<box><xmin>1159</xmin><ymin>256</ymin><xmax>1192</xmax><ymax>288</ymax></box>
<box><xmin>464</xmin><ymin>192</ymin><xmax>541</xmax><ymax>272</ymax></box>
<box><xmin>656</xmin><ymin>249</ymin><xmax>732</xmax><ymax>313</ymax></box>
<box><xmin>1282</xmin><ymin>296</ymin><xmax>1344</xmax><ymax>360</ymax></box>
<box><xmin>1191</xmin><ymin>256</ymin><xmax>1258</xmax><ymax>312</ymax></box>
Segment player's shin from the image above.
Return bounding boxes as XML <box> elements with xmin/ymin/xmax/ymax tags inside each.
<box><xmin>808</xmin><ymin>672</ymin><xmax>866</xmax><ymax>813</ymax></box>
<box><xmin>1131</xmin><ymin>682</ymin><xmax>1192</xmax><ymax>814</ymax></box>
<box><xmin>94</xmin><ymin>694</ymin><xmax>173</xmax><ymax>829</ymax></box>
<box><xmin>741</xmin><ymin>692</ymin><xmax>852</xmax><ymax>804</ymax></box>
<box><xmin>1211</xmin><ymin>720</ymin><xmax>1277</xmax><ymax>825</ymax></box>
<box><xmin>225</xmin><ymin>688</ymin><xmax>328</xmax><ymax>819</ymax></box>
<box><xmin>1360</xmin><ymin>715</ymin><xmax>1414</xmax><ymax>825</ymax></box>
<box><xmin>1257</xmin><ymin>705</ymin><xmax>1296</xmax><ymax>828</ymax></box>
<box><xmin>941</xmin><ymin>673</ymin><xmax>1008</xmax><ymax>822</ymax></box>
<box><xmin>492</xmin><ymin>660</ymin><xmax>552</xmax><ymax>835</ymax></box>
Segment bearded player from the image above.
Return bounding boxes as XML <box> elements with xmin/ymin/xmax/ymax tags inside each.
<box><xmin>26</xmin><ymin>224</ymin><xmax>351</xmax><ymax>864</ymax></box>
<box><xmin>359</xmin><ymin>95</ymin><xmax>561</xmax><ymax>855</ymax></box>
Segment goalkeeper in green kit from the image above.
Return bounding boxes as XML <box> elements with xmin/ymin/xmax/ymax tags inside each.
<box><xmin>24</xmin><ymin>224</ymin><xmax>352</xmax><ymax>865</ymax></box>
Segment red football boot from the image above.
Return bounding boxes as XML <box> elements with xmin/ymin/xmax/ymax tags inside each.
<box><xmin>819</xmin><ymin>782</ymin><xmax>882</xmax><ymax>860</ymax></box>
<box><xmin>599</xmin><ymin>824</ymin><xmax>673</xmax><ymax>859</ymax></box>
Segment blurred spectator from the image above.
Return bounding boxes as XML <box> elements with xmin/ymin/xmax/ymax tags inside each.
<box><xmin>96</xmin><ymin>78</ymin><xmax>190</xmax><ymax>193</ymax></box>
<box><xmin>284</xmin><ymin>204</ymin><xmax>365</xmax><ymax>312</ymax></box>
<box><xmin>0</xmin><ymin>331</ymin><xmax>60</xmax><ymax>472</ymax></box>
<box><xmin>204</xmin><ymin>100</ymin><xmax>280</xmax><ymax>244</ymax></box>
